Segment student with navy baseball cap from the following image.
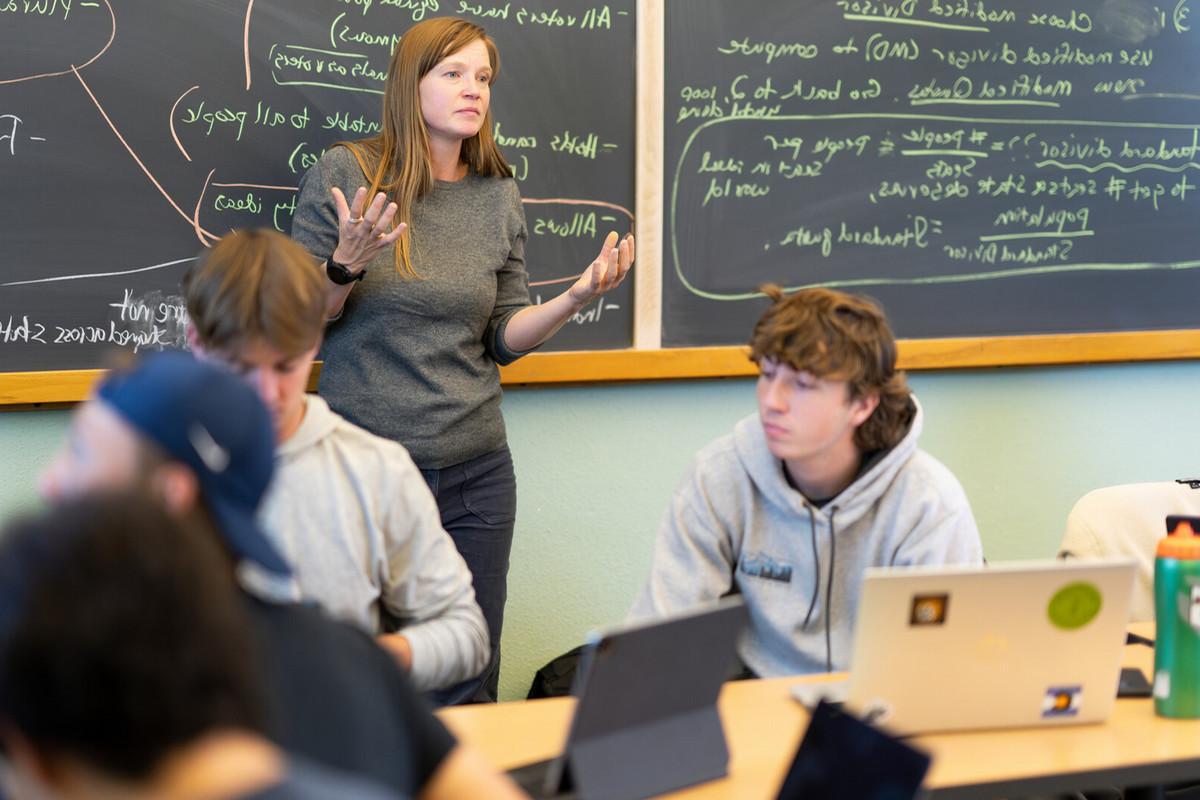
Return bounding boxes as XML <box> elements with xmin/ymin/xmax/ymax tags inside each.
<box><xmin>37</xmin><ymin>351</ymin><xmax>526</xmax><ymax>800</ymax></box>
<box><xmin>90</xmin><ymin>349</ymin><xmax>289</xmax><ymax>577</ymax></box>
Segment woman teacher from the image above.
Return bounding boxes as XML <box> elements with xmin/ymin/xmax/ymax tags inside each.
<box><xmin>292</xmin><ymin>16</ymin><xmax>634</xmax><ymax>704</ymax></box>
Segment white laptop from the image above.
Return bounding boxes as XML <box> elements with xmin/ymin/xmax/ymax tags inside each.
<box><xmin>795</xmin><ymin>559</ymin><xmax>1136</xmax><ymax>735</ymax></box>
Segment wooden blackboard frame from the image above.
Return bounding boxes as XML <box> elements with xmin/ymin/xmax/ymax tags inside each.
<box><xmin>3</xmin><ymin>0</ymin><xmax>1197</xmax><ymax>407</ymax></box>
<box><xmin>3</xmin><ymin>330</ymin><xmax>1198</xmax><ymax>406</ymax></box>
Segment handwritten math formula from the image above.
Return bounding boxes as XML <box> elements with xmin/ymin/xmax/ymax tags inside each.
<box><xmin>663</xmin><ymin>0</ymin><xmax>1200</xmax><ymax>344</ymax></box>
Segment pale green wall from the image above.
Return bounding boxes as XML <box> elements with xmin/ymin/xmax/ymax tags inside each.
<box><xmin>2</xmin><ymin>360</ymin><xmax>1199</xmax><ymax>700</ymax></box>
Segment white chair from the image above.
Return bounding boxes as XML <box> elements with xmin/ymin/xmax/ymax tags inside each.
<box><xmin>1060</xmin><ymin>481</ymin><xmax>1200</xmax><ymax>622</ymax></box>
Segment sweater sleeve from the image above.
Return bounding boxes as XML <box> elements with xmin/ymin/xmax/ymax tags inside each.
<box><xmin>291</xmin><ymin>153</ymin><xmax>342</xmax><ymax>262</ymax></box>
<box><xmin>379</xmin><ymin>449</ymin><xmax>490</xmax><ymax>691</ymax></box>
<box><xmin>484</xmin><ymin>182</ymin><xmax>534</xmax><ymax>366</ymax></box>
<box><xmin>1060</xmin><ymin>509</ymin><xmax>1105</xmax><ymax>559</ymax></box>
<box><xmin>628</xmin><ymin>459</ymin><xmax>738</xmax><ymax>621</ymax></box>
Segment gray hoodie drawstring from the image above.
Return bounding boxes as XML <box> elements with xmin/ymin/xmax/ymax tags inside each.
<box><xmin>801</xmin><ymin>502</ymin><xmax>839</xmax><ymax>674</ymax></box>
<box><xmin>825</xmin><ymin>506</ymin><xmax>839</xmax><ymax>674</ymax></box>
<box><xmin>802</xmin><ymin>504</ymin><xmax>821</xmax><ymax>628</ymax></box>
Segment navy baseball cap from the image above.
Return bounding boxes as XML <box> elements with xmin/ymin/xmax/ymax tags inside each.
<box><xmin>95</xmin><ymin>350</ymin><xmax>291</xmax><ymax>576</ymax></box>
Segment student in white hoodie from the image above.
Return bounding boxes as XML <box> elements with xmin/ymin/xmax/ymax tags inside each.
<box><xmin>184</xmin><ymin>229</ymin><xmax>488</xmax><ymax>696</ymax></box>
<box><xmin>630</xmin><ymin>286</ymin><xmax>983</xmax><ymax>677</ymax></box>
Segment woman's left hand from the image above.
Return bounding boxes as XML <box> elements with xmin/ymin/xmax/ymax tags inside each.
<box><xmin>568</xmin><ymin>231</ymin><xmax>635</xmax><ymax>305</ymax></box>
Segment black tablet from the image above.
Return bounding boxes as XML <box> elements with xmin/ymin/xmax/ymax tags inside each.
<box><xmin>776</xmin><ymin>699</ymin><xmax>931</xmax><ymax>800</ymax></box>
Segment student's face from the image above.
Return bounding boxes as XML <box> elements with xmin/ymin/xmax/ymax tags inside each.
<box><xmin>418</xmin><ymin>39</ymin><xmax>492</xmax><ymax>149</ymax></box>
<box><xmin>39</xmin><ymin>400</ymin><xmax>146</xmax><ymax>502</ymax></box>
<box><xmin>197</xmin><ymin>338</ymin><xmax>316</xmax><ymax>444</ymax></box>
<box><xmin>756</xmin><ymin>358</ymin><xmax>876</xmax><ymax>469</ymax></box>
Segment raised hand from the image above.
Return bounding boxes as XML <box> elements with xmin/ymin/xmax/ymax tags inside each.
<box><xmin>330</xmin><ymin>186</ymin><xmax>406</xmax><ymax>270</ymax></box>
<box><xmin>568</xmin><ymin>231</ymin><xmax>635</xmax><ymax>305</ymax></box>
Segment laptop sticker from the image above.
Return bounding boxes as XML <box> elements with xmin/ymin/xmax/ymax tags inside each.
<box><xmin>909</xmin><ymin>593</ymin><xmax>948</xmax><ymax>626</ymax></box>
<box><xmin>1042</xmin><ymin>686</ymin><xmax>1082</xmax><ymax>717</ymax></box>
<box><xmin>1047</xmin><ymin>582</ymin><xmax>1102</xmax><ymax>630</ymax></box>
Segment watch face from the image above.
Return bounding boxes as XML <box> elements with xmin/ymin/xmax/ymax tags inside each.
<box><xmin>327</xmin><ymin>261</ymin><xmax>359</xmax><ymax>284</ymax></box>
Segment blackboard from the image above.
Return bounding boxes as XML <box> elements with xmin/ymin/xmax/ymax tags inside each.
<box><xmin>663</xmin><ymin>0</ymin><xmax>1200</xmax><ymax>347</ymax></box>
<box><xmin>0</xmin><ymin>0</ymin><xmax>635</xmax><ymax>373</ymax></box>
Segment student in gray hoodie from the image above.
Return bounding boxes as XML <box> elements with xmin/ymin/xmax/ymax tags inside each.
<box><xmin>184</xmin><ymin>229</ymin><xmax>488</xmax><ymax>695</ymax></box>
<box><xmin>630</xmin><ymin>286</ymin><xmax>983</xmax><ymax>677</ymax></box>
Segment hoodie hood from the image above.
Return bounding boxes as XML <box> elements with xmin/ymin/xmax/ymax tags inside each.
<box><xmin>278</xmin><ymin>395</ymin><xmax>341</xmax><ymax>458</ymax></box>
<box><xmin>733</xmin><ymin>397</ymin><xmax>923</xmax><ymax>526</ymax></box>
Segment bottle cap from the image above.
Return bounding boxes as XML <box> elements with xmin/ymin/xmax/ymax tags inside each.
<box><xmin>1157</xmin><ymin>516</ymin><xmax>1200</xmax><ymax>559</ymax></box>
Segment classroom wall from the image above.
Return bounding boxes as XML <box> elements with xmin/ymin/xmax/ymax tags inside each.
<box><xmin>2</xmin><ymin>359</ymin><xmax>1199</xmax><ymax>700</ymax></box>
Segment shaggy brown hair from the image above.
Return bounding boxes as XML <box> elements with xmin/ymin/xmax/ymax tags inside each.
<box><xmin>750</xmin><ymin>285</ymin><xmax>913</xmax><ymax>451</ymax></box>
<box><xmin>183</xmin><ymin>228</ymin><xmax>326</xmax><ymax>358</ymax></box>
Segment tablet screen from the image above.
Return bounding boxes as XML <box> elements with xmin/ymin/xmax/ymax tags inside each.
<box><xmin>776</xmin><ymin>700</ymin><xmax>931</xmax><ymax>800</ymax></box>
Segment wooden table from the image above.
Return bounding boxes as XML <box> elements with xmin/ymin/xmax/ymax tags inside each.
<box><xmin>438</xmin><ymin>623</ymin><xmax>1200</xmax><ymax>798</ymax></box>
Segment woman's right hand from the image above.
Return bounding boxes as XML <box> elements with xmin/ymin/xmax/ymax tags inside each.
<box><xmin>330</xmin><ymin>186</ymin><xmax>406</xmax><ymax>270</ymax></box>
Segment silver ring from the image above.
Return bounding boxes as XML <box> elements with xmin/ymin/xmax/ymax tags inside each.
<box><xmin>348</xmin><ymin>215</ymin><xmax>364</xmax><ymax>224</ymax></box>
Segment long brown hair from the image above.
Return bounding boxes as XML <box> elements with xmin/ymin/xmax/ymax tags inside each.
<box><xmin>339</xmin><ymin>17</ymin><xmax>512</xmax><ymax>277</ymax></box>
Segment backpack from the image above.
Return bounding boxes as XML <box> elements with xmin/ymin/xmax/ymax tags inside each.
<box><xmin>526</xmin><ymin>645</ymin><xmax>585</xmax><ymax>699</ymax></box>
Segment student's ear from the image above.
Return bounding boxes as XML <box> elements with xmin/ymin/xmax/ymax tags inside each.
<box><xmin>36</xmin><ymin>443</ymin><xmax>69</xmax><ymax>503</ymax></box>
<box><xmin>151</xmin><ymin>462</ymin><xmax>201</xmax><ymax>518</ymax></box>
<box><xmin>849</xmin><ymin>392</ymin><xmax>880</xmax><ymax>428</ymax></box>
<box><xmin>186</xmin><ymin>323</ymin><xmax>207</xmax><ymax>357</ymax></box>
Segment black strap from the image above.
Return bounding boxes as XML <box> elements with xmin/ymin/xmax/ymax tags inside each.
<box><xmin>1127</xmin><ymin>631</ymin><xmax>1155</xmax><ymax>647</ymax></box>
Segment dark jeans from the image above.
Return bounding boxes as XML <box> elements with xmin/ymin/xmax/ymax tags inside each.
<box><xmin>422</xmin><ymin>446</ymin><xmax>516</xmax><ymax>705</ymax></box>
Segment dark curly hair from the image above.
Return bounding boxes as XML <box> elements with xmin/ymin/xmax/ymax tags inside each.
<box><xmin>0</xmin><ymin>492</ymin><xmax>263</xmax><ymax>779</ymax></box>
<box><xmin>750</xmin><ymin>285</ymin><xmax>913</xmax><ymax>451</ymax></box>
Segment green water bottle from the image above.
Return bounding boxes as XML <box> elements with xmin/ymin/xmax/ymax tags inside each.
<box><xmin>1154</xmin><ymin>515</ymin><xmax>1200</xmax><ymax>717</ymax></box>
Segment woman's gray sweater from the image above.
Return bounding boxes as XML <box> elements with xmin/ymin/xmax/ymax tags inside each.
<box><xmin>292</xmin><ymin>146</ymin><xmax>531</xmax><ymax>468</ymax></box>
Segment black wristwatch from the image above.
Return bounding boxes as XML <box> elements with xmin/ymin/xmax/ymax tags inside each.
<box><xmin>326</xmin><ymin>258</ymin><xmax>367</xmax><ymax>285</ymax></box>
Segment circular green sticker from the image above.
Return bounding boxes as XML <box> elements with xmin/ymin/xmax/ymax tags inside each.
<box><xmin>1048</xmin><ymin>582</ymin><xmax>1103</xmax><ymax>630</ymax></box>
